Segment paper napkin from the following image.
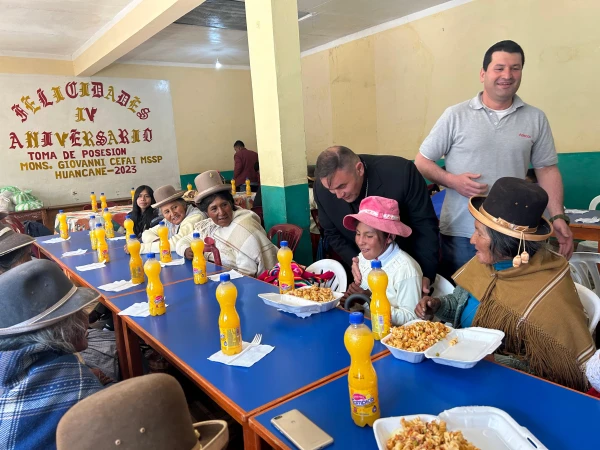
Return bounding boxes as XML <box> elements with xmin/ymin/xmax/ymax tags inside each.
<box><xmin>76</xmin><ymin>262</ymin><xmax>106</xmax><ymax>272</ymax></box>
<box><xmin>208</xmin><ymin>269</ymin><xmax>244</xmax><ymax>281</ymax></box>
<box><xmin>208</xmin><ymin>342</ymin><xmax>274</xmax><ymax>368</ymax></box>
<box><xmin>62</xmin><ymin>249</ymin><xmax>87</xmax><ymax>257</ymax></box>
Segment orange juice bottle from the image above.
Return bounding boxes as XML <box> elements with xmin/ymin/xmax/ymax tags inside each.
<box><xmin>58</xmin><ymin>210</ymin><xmax>69</xmax><ymax>240</ymax></box>
<box><xmin>277</xmin><ymin>241</ymin><xmax>294</xmax><ymax>294</ymax></box>
<box><xmin>103</xmin><ymin>208</ymin><xmax>115</xmax><ymax>239</ymax></box>
<box><xmin>231</xmin><ymin>179</ymin><xmax>236</xmax><ymax>195</ymax></box>
<box><xmin>95</xmin><ymin>223</ymin><xmax>109</xmax><ymax>263</ymax></box>
<box><xmin>144</xmin><ymin>254</ymin><xmax>165</xmax><ymax>316</ymax></box>
<box><xmin>100</xmin><ymin>192</ymin><xmax>108</xmax><ymax>210</ymax></box>
<box><xmin>191</xmin><ymin>232</ymin><xmax>207</xmax><ymax>284</ymax></box>
<box><xmin>345</xmin><ymin>312</ymin><xmax>380</xmax><ymax>427</ymax></box>
<box><xmin>89</xmin><ymin>215</ymin><xmax>97</xmax><ymax>250</ymax></box>
<box><xmin>127</xmin><ymin>235</ymin><xmax>145</xmax><ymax>284</ymax></box>
<box><xmin>90</xmin><ymin>191</ymin><xmax>98</xmax><ymax>212</ymax></box>
<box><xmin>157</xmin><ymin>221</ymin><xmax>172</xmax><ymax>263</ymax></box>
<box><xmin>216</xmin><ymin>273</ymin><xmax>242</xmax><ymax>355</ymax></box>
<box><xmin>124</xmin><ymin>214</ymin><xmax>134</xmax><ymax>240</ymax></box>
<box><xmin>130</xmin><ymin>187</ymin><xmax>135</xmax><ymax>204</ymax></box>
<box><xmin>368</xmin><ymin>260</ymin><xmax>391</xmax><ymax>340</ymax></box>
<box><xmin>245</xmin><ymin>178</ymin><xmax>251</xmax><ymax>197</ymax></box>
<box><xmin>187</xmin><ymin>183</ymin><xmax>193</xmax><ymax>191</ymax></box>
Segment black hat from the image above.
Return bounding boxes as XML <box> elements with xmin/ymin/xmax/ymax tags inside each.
<box><xmin>0</xmin><ymin>222</ymin><xmax>35</xmax><ymax>257</ymax></box>
<box><xmin>0</xmin><ymin>259</ymin><xmax>100</xmax><ymax>336</ymax></box>
<box><xmin>468</xmin><ymin>177</ymin><xmax>552</xmax><ymax>241</ymax></box>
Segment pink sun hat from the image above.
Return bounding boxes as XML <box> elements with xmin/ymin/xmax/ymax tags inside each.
<box><xmin>343</xmin><ymin>196</ymin><xmax>412</xmax><ymax>237</ymax></box>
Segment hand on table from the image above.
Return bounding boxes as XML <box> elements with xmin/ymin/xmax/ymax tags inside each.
<box><xmin>123</xmin><ymin>244</ymin><xmax>129</xmax><ymax>255</ymax></box>
<box><xmin>552</xmin><ymin>218</ymin><xmax>574</xmax><ymax>260</ymax></box>
<box><xmin>451</xmin><ymin>173</ymin><xmax>488</xmax><ymax>198</ymax></box>
<box><xmin>184</xmin><ymin>248</ymin><xmax>193</xmax><ymax>260</ymax></box>
<box><xmin>415</xmin><ymin>296</ymin><xmax>441</xmax><ymax>320</ymax></box>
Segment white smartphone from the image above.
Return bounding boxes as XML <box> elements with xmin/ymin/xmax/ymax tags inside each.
<box><xmin>271</xmin><ymin>409</ymin><xmax>334</xmax><ymax>450</ymax></box>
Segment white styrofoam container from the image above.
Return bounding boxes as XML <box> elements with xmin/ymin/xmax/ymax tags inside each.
<box><xmin>373</xmin><ymin>406</ymin><xmax>547</xmax><ymax>450</ymax></box>
<box><xmin>258</xmin><ymin>288</ymin><xmax>342</xmax><ymax>317</ymax></box>
<box><xmin>424</xmin><ymin>327</ymin><xmax>505</xmax><ymax>369</ymax></box>
<box><xmin>380</xmin><ymin>319</ymin><xmax>453</xmax><ymax>364</ymax></box>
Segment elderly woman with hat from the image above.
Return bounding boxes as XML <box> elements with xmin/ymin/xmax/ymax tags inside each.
<box><xmin>342</xmin><ymin>196</ymin><xmax>423</xmax><ymax>326</ymax></box>
<box><xmin>176</xmin><ymin>170</ymin><xmax>277</xmax><ymax>277</ymax></box>
<box><xmin>137</xmin><ymin>184</ymin><xmax>204</xmax><ymax>254</ymax></box>
<box><xmin>0</xmin><ymin>212</ymin><xmax>35</xmax><ymax>274</ymax></box>
<box><xmin>0</xmin><ymin>259</ymin><xmax>103</xmax><ymax>449</ymax></box>
<box><xmin>415</xmin><ymin>177</ymin><xmax>595</xmax><ymax>392</ymax></box>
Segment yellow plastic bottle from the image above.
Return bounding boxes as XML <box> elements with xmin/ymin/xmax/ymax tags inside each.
<box><xmin>345</xmin><ymin>312</ymin><xmax>380</xmax><ymax>427</ymax></box>
<box><xmin>157</xmin><ymin>221</ymin><xmax>172</xmax><ymax>263</ymax></box>
<box><xmin>277</xmin><ymin>241</ymin><xmax>295</xmax><ymax>294</ymax></box>
<box><xmin>191</xmin><ymin>232</ymin><xmax>207</xmax><ymax>285</ymax></box>
<box><xmin>100</xmin><ymin>192</ymin><xmax>108</xmax><ymax>210</ymax></box>
<box><xmin>90</xmin><ymin>191</ymin><xmax>98</xmax><ymax>212</ymax></box>
<box><xmin>127</xmin><ymin>235</ymin><xmax>145</xmax><ymax>284</ymax></box>
<box><xmin>187</xmin><ymin>183</ymin><xmax>193</xmax><ymax>191</ymax></box>
<box><xmin>89</xmin><ymin>215</ymin><xmax>97</xmax><ymax>250</ymax></box>
<box><xmin>124</xmin><ymin>214</ymin><xmax>134</xmax><ymax>241</ymax></box>
<box><xmin>144</xmin><ymin>254</ymin><xmax>166</xmax><ymax>316</ymax></box>
<box><xmin>368</xmin><ymin>260</ymin><xmax>391</xmax><ymax>340</ymax></box>
<box><xmin>103</xmin><ymin>208</ymin><xmax>115</xmax><ymax>239</ymax></box>
<box><xmin>130</xmin><ymin>187</ymin><xmax>135</xmax><ymax>204</ymax></box>
<box><xmin>231</xmin><ymin>179</ymin><xmax>236</xmax><ymax>195</ymax></box>
<box><xmin>58</xmin><ymin>210</ymin><xmax>69</xmax><ymax>240</ymax></box>
<box><xmin>95</xmin><ymin>223</ymin><xmax>110</xmax><ymax>263</ymax></box>
<box><xmin>216</xmin><ymin>273</ymin><xmax>242</xmax><ymax>355</ymax></box>
<box><xmin>245</xmin><ymin>178</ymin><xmax>251</xmax><ymax>197</ymax></box>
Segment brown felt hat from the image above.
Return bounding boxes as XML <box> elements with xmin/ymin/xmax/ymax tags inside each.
<box><xmin>193</xmin><ymin>170</ymin><xmax>231</xmax><ymax>204</ymax></box>
<box><xmin>151</xmin><ymin>185</ymin><xmax>185</xmax><ymax>209</ymax></box>
<box><xmin>56</xmin><ymin>373</ymin><xmax>228</xmax><ymax>450</ymax></box>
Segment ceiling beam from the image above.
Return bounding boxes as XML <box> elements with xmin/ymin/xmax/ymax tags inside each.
<box><xmin>73</xmin><ymin>0</ymin><xmax>207</xmax><ymax>77</ymax></box>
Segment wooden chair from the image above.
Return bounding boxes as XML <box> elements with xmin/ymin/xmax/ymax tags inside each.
<box><xmin>204</xmin><ymin>237</ymin><xmax>222</xmax><ymax>266</ymax></box>
<box><xmin>1</xmin><ymin>215</ymin><xmax>25</xmax><ymax>234</ymax></box>
<box><xmin>267</xmin><ymin>224</ymin><xmax>303</xmax><ymax>252</ymax></box>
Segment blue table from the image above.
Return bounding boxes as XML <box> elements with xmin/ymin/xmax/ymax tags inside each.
<box><xmin>251</xmin><ymin>355</ymin><xmax>600</xmax><ymax>449</ymax></box>
<box><xmin>110</xmin><ymin>276</ymin><xmax>387</xmax><ymax>448</ymax></box>
<box><xmin>567</xmin><ymin>210</ymin><xmax>600</xmax><ymax>253</ymax></box>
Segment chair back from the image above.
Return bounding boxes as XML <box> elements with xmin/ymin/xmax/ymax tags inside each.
<box><xmin>569</xmin><ymin>252</ymin><xmax>600</xmax><ymax>296</ymax></box>
<box><xmin>204</xmin><ymin>237</ymin><xmax>222</xmax><ymax>266</ymax></box>
<box><xmin>589</xmin><ymin>195</ymin><xmax>600</xmax><ymax>210</ymax></box>
<box><xmin>267</xmin><ymin>224</ymin><xmax>303</xmax><ymax>252</ymax></box>
<box><xmin>112</xmin><ymin>213</ymin><xmax>127</xmax><ymax>228</ymax></box>
<box><xmin>575</xmin><ymin>283</ymin><xmax>600</xmax><ymax>333</ymax></box>
<box><xmin>1</xmin><ymin>215</ymin><xmax>25</xmax><ymax>234</ymax></box>
<box><xmin>431</xmin><ymin>274</ymin><xmax>454</xmax><ymax>297</ymax></box>
<box><xmin>306</xmin><ymin>259</ymin><xmax>348</xmax><ymax>292</ymax></box>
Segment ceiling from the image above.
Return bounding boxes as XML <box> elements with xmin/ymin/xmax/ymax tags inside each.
<box><xmin>0</xmin><ymin>0</ymin><xmax>452</xmax><ymax>65</ymax></box>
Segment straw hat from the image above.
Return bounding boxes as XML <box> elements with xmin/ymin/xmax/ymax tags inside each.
<box><xmin>343</xmin><ymin>196</ymin><xmax>412</xmax><ymax>237</ymax></box>
<box><xmin>56</xmin><ymin>373</ymin><xmax>229</xmax><ymax>450</ymax></box>
<box><xmin>152</xmin><ymin>185</ymin><xmax>185</xmax><ymax>209</ymax></box>
<box><xmin>0</xmin><ymin>259</ymin><xmax>100</xmax><ymax>336</ymax></box>
<box><xmin>0</xmin><ymin>222</ymin><xmax>34</xmax><ymax>257</ymax></box>
<box><xmin>194</xmin><ymin>170</ymin><xmax>231</xmax><ymax>204</ymax></box>
<box><xmin>468</xmin><ymin>177</ymin><xmax>552</xmax><ymax>241</ymax></box>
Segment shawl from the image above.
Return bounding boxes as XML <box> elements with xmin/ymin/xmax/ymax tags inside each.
<box><xmin>454</xmin><ymin>248</ymin><xmax>595</xmax><ymax>391</ymax></box>
<box><xmin>0</xmin><ymin>344</ymin><xmax>102</xmax><ymax>449</ymax></box>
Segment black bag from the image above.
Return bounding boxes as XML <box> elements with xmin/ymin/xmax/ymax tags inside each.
<box><xmin>24</xmin><ymin>220</ymin><xmax>53</xmax><ymax>237</ymax></box>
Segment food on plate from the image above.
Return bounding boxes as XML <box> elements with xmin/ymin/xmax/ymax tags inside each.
<box><xmin>287</xmin><ymin>286</ymin><xmax>334</xmax><ymax>303</ymax></box>
<box><xmin>449</xmin><ymin>337</ymin><xmax>459</xmax><ymax>346</ymax></box>
<box><xmin>386</xmin><ymin>417</ymin><xmax>479</xmax><ymax>450</ymax></box>
<box><xmin>386</xmin><ymin>322</ymin><xmax>450</xmax><ymax>352</ymax></box>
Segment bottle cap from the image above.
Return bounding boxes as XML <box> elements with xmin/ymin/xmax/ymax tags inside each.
<box><xmin>159</xmin><ymin>220</ymin><xmax>165</xmax><ymax>226</ymax></box>
<box><xmin>104</xmin><ymin>208</ymin><xmax>109</xmax><ymax>212</ymax></box>
<box><xmin>58</xmin><ymin>209</ymin><xmax>64</xmax><ymax>213</ymax></box>
<box><xmin>349</xmin><ymin>312</ymin><xmax>364</xmax><ymax>325</ymax></box>
<box><xmin>147</xmin><ymin>253</ymin><xmax>155</xmax><ymax>259</ymax></box>
<box><xmin>129</xmin><ymin>234</ymin><xmax>136</xmax><ymax>239</ymax></box>
<box><xmin>126</xmin><ymin>214</ymin><xmax>130</xmax><ymax>219</ymax></box>
<box><xmin>101</xmin><ymin>192</ymin><xmax>104</xmax><ymax>195</ymax></box>
<box><xmin>89</xmin><ymin>215</ymin><xmax>95</xmax><ymax>219</ymax></box>
<box><xmin>91</xmin><ymin>191</ymin><xmax>94</xmax><ymax>194</ymax></box>
<box><xmin>371</xmin><ymin>260</ymin><xmax>382</xmax><ymax>269</ymax></box>
<box><xmin>220</xmin><ymin>273</ymin><xmax>230</xmax><ymax>282</ymax></box>
<box><xmin>280</xmin><ymin>241</ymin><xmax>289</xmax><ymax>247</ymax></box>
<box><xmin>193</xmin><ymin>232</ymin><xmax>200</xmax><ymax>239</ymax></box>
<box><xmin>95</xmin><ymin>223</ymin><xmax>102</xmax><ymax>228</ymax></box>
<box><xmin>246</xmin><ymin>178</ymin><xmax>249</xmax><ymax>181</ymax></box>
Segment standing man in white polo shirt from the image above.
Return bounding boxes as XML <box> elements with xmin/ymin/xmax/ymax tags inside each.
<box><xmin>415</xmin><ymin>40</ymin><xmax>573</xmax><ymax>279</ymax></box>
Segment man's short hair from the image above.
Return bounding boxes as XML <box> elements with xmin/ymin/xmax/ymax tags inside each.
<box><xmin>483</xmin><ymin>40</ymin><xmax>525</xmax><ymax>71</ymax></box>
<box><xmin>234</xmin><ymin>140</ymin><xmax>245</xmax><ymax>148</ymax></box>
<box><xmin>315</xmin><ymin>146</ymin><xmax>359</xmax><ymax>181</ymax></box>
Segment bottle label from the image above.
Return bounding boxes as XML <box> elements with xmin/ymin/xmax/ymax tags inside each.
<box><xmin>219</xmin><ymin>327</ymin><xmax>241</xmax><ymax>349</ymax></box>
<box><xmin>279</xmin><ymin>283</ymin><xmax>293</xmax><ymax>294</ymax></box>
<box><xmin>153</xmin><ymin>295</ymin><xmax>165</xmax><ymax>306</ymax></box>
<box><xmin>99</xmin><ymin>249</ymin><xmax>110</xmax><ymax>262</ymax></box>
<box><xmin>131</xmin><ymin>266</ymin><xmax>143</xmax><ymax>279</ymax></box>
<box><xmin>372</xmin><ymin>313</ymin><xmax>390</xmax><ymax>337</ymax></box>
<box><xmin>349</xmin><ymin>387</ymin><xmax>379</xmax><ymax>418</ymax></box>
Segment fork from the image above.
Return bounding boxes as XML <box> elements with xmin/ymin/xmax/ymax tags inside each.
<box><xmin>227</xmin><ymin>334</ymin><xmax>262</xmax><ymax>364</ymax></box>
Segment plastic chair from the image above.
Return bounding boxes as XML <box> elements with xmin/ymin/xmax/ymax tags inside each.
<box><xmin>112</xmin><ymin>213</ymin><xmax>127</xmax><ymax>228</ymax></box>
<box><xmin>576</xmin><ymin>196</ymin><xmax>600</xmax><ymax>252</ymax></box>
<box><xmin>431</xmin><ymin>274</ymin><xmax>454</xmax><ymax>297</ymax></box>
<box><xmin>203</xmin><ymin>237</ymin><xmax>222</xmax><ymax>266</ymax></box>
<box><xmin>1</xmin><ymin>215</ymin><xmax>25</xmax><ymax>234</ymax></box>
<box><xmin>590</xmin><ymin>195</ymin><xmax>600</xmax><ymax>211</ymax></box>
<box><xmin>306</xmin><ymin>259</ymin><xmax>348</xmax><ymax>292</ymax></box>
<box><xmin>267</xmin><ymin>224</ymin><xmax>303</xmax><ymax>252</ymax></box>
<box><xmin>575</xmin><ymin>283</ymin><xmax>600</xmax><ymax>333</ymax></box>
<box><xmin>569</xmin><ymin>252</ymin><xmax>600</xmax><ymax>296</ymax></box>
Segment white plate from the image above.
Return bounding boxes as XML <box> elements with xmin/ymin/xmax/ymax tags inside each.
<box><xmin>380</xmin><ymin>319</ymin><xmax>453</xmax><ymax>364</ymax></box>
<box><xmin>258</xmin><ymin>288</ymin><xmax>342</xmax><ymax>317</ymax></box>
<box><xmin>374</xmin><ymin>406</ymin><xmax>546</xmax><ymax>450</ymax></box>
<box><xmin>424</xmin><ymin>327</ymin><xmax>505</xmax><ymax>369</ymax></box>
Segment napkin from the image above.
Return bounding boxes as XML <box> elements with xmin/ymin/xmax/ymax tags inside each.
<box><xmin>76</xmin><ymin>262</ymin><xmax>106</xmax><ymax>271</ymax></box>
<box><xmin>98</xmin><ymin>280</ymin><xmax>142</xmax><ymax>292</ymax></box>
<box><xmin>208</xmin><ymin>342</ymin><xmax>275</xmax><ymax>367</ymax></box>
<box><xmin>62</xmin><ymin>249</ymin><xmax>87</xmax><ymax>257</ymax></box>
<box><xmin>43</xmin><ymin>236</ymin><xmax>71</xmax><ymax>244</ymax></box>
<box><xmin>575</xmin><ymin>217</ymin><xmax>600</xmax><ymax>224</ymax></box>
<box><xmin>565</xmin><ymin>209</ymin><xmax>588</xmax><ymax>214</ymax></box>
<box><xmin>108</xmin><ymin>236</ymin><xmax>127</xmax><ymax>241</ymax></box>
<box><xmin>118</xmin><ymin>302</ymin><xmax>169</xmax><ymax>317</ymax></box>
<box><xmin>208</xmin><ymin>269</ymin><xmax>244</xmax><ymax>281</ymax></box>
<box><xmin>160</xmin><ymin>258</ymin><xmax>185</xmax><ymax>267</ymax></box>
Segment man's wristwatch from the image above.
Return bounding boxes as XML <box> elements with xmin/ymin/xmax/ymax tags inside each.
<box><xmin>549</xmin><ymin>214</ymin><xmax>570</xmax><ymax>225</ymax></box>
